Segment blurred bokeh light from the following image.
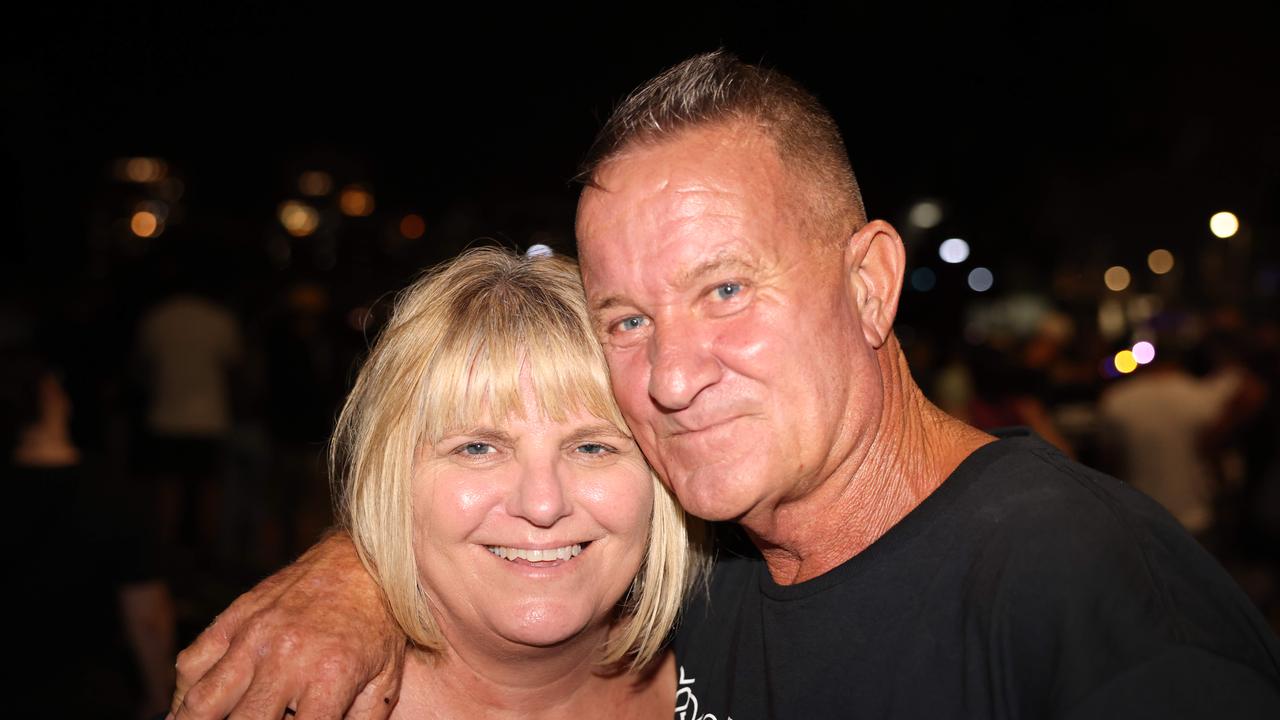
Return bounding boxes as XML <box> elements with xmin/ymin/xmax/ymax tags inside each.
<box><xmin>1104</xmin><ymin>266</ymin><xmax>1131</xmax><ymax>292</ymax></box>
<box><xmin>278</xmin><ymin>201</ymin><xmax>320</xmax><ymax>237</ymax></box>
<box><xmin>1147</xmin><ymin>249</ymin><xmax>1175</xmax><ymax>275</ymax></box>
<box><xmin>339</xmin><ymin>185</ymin><xmax>375</xmax><ymax>217</ymax></box>
<box><xmin>939</xmin><ymin>238</ymin><xmax>970</xmax><ymax>264</ymax></box>
<box><xmin>1209</xmin><ymin>211</ymin><xmax>1239</xmax><ymax>238</ymax></box>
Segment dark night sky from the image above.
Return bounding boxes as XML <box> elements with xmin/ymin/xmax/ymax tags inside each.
<box><xmin>4</xmin><ymin>2</ymin><xmax>1277</xmax><ymax>337</ymax></box>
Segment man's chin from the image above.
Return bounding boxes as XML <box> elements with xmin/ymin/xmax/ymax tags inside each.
<box><xmin>669</xmin><ymin>471</ymin><xmax>762</xmax><ymax>523</ymax></box>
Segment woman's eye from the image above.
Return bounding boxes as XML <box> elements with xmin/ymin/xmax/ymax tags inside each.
<box><xmin>715</xmin><ymin>282</ymin><xmax>742</xmax><ymax>300</ymax></box>
<box><xmin>576</xmin><ymin>443</ymin><xmax>612</xmax><ymax>455</ymax></box>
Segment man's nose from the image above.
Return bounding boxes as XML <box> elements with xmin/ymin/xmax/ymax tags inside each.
<box><xmin>647</xmin><ymin>320</ymin><xmax>721</xmax><ymax>411</ymax></box>
<box><xmin>507</xmin><ymin>458</ymin><xmax>572</xmax><ymax>528</ymax></box>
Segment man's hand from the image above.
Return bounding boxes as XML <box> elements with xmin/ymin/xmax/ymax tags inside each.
<box><xmin>169</xmin><ymin>532</ymin><xmax>406</xmax><ymax>720</ymax></box>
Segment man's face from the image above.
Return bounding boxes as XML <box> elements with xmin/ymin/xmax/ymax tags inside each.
<box><xmin>576</xmin><ymin>124</ymin><xmax>882</xmax><ymax>526</ymax></box>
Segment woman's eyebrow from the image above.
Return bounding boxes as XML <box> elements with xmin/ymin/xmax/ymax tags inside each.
<box><xmin>441</xmin><ymin>427</ymin><xmax>515</xmax><ymax>445</ymax></box>
<box><xmin>562</xmin><ymin>422</ymin><xmax>630</xmax><ymax>444</ymax></box>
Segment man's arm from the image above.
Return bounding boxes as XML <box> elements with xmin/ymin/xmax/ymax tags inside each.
<box><xmin>170</xmin><ymin>532</ymin><xmax>406</xmax><ymax>720</ymax></box>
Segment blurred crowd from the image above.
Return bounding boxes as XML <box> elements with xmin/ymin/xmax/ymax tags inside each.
<box><xmin>914</xmin><ymin>307</ymin><xmax>1279</xmax><ymax>621</ymax></box>
<box><xmin>3</xmin><ymin>243</ymin><xmax>1276</xmax><ymax>718</ymax></box>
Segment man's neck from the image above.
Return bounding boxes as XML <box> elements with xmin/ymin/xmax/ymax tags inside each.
<box><xmin>746</xmin><ymin>342</ymin><xmax>993</xmax><ymax>585</ymax></box>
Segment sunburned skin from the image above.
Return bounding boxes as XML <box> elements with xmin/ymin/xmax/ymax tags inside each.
<box><xmin>578</xmin><ymin>120</ymin><xmax>993</xmax><ymax>585</ymax></box>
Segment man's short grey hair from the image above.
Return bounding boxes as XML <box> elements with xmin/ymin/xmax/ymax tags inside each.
<box><xmin>577</xmin><ymin>50</ymin><xmax>866</xmax><ymax>241</ymax></box>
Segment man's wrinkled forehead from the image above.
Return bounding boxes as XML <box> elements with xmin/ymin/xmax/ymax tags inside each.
<box><xmin>577</xmin><ymin>126</ymin><xmax>789</xmax><ymax>254</ymax></box>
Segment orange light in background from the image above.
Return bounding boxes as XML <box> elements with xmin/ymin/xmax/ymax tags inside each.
<box><xmin>120</xmin><ymin>157</ymin><xmax>168</xmax><ymax>183</ymax></box>
<box><xmin>399</xmin><ymin>213</ymin><xmax>426</xmax><ymax>239</ymax></box>
<box><xmin>1209</xmin><ymin>211</ymin><xmax>1239</xmax><ymax>239</ymax></box>
<box><xmin>299</xmin><ymin>171</ymin><xmax>333</xmax><ymax>196</ymax></box>
<box><xmin>1114</xmin><ymin>350</ymin><xmax>1138</xmax><ymax>374</ymax></box>
<box><xmin>339</xmin><ymin>185</ymin><xmax>375</xmax><ymax>217</ymax></box>
<box><xmin>131</xmin><ymin>211</ymin><xmax>160</xmax><ymax>237</ymax></box>
<box><xmin>1147</xmin><ymin>249</ymin><xmax>1174</xmax><ymax>275</ymax></box>
<box><xmin>278</xmin><ymin>200</ymin><xmax>320</xmax><ymax>237</ymax></box>
<box><xmin>1104</xmin><ymin>266</ymin><xmax>1131</xmax><ymax>292</ymax></box>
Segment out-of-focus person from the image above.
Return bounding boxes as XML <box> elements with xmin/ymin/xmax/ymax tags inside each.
<box><xmin>1099</xmin><ymin>342</ymin><xmax>1242</xmax><ymax>535</ymax></box>
<box><xmin>4</xmin><ymin>335</ymin><xmax>176</xmax><ymax>719</ymax></box>
<box><xmin>135</xmin><ymin>268</ymin><xmax>243</xmax><ymax>560</ymax></box>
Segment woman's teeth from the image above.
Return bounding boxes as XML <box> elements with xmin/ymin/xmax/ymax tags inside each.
<box><xmin>486</xmin><ymin>544</ymin><xmax>584</xmax><ymax>562</ymax></box>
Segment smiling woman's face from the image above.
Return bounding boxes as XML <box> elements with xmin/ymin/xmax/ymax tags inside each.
<box><xmin>411</xmin><ymin>388</ymin><xmax>653</xmax><ymax>655</ymax></box>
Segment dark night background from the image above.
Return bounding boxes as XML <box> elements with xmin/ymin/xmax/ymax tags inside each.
<box><xmin>3</xmin><ymin>3</ymin><xmax>1277</xmax><ymax>716</ymax></box>
<box><xmin>9</xmin><ymin>3</ymin><xmax>1277</xmax><ymax>295</ymax></box>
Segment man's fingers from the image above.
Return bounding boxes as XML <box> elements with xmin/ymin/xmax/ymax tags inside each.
<box><xmin>172</xmin><ymin>643</ymin><xmax>257</xmax><ymax>720</ymax></box>
<box><xmin>291</xmin><ymin>673</ymin><xmax>363</xmax><ymax>720</ymax></box>
<box><xmin>168</xmin><ymin>533</ymin><xmax>403</xmax><ymax>720</ymax></box>
<box><xmin>343</xmin><ymin>658</ymin><xmax>403</xmax><ymax>720</ymax></box>
<box><xmin>226</xmin><ymin>666</ymin><xmax>298</xmax><ymax>720</ymax></box>
<box><xmin>171</xmin><ymin>621</ymin><xmax>232</xmax><ymax>713</ymax></box>
<box><xmin>172</xmin><ymin>588</ymin><xmax>267</xmax><ymax>713</ymax></box>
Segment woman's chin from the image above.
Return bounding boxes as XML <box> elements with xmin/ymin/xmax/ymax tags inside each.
<box><xmin>488</xmin><ymin>602</ymin><xmax>603</xmax><ymax>650</ymax></box>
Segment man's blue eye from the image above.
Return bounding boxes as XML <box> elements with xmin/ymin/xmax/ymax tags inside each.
<box><xmin>716</xmin><ymin>282</ymin><xmax>742</xmax><ymax>300</ymax></box>
<box><xmin>618</xmin><ymin>316</ymin><xmax>647</xmax><ymax>331</ymax></box>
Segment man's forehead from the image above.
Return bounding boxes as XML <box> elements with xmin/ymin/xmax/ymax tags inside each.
<box><xmin>580</xmin><ymin>142</ymin><xmax>786</xmax><ymax>245</ymax></box>
<box><xmin>575</xmin><ymin>124</ymin><xmax>804</xmax><ymax>299</ymax></box>
<box><xmin>580</xmin><ymin>203</ymin><xmax>756</xmax><ymax>280</ymax></box>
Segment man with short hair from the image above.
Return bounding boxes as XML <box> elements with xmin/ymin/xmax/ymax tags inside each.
<box><xmin>171</xmin><ymin>51</ymin><xmax>1280</xmax><ymax>719</ymax></box>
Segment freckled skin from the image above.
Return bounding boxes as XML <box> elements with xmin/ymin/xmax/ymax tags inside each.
<box><xmin>577</xmin><ymin>122</ymin><xmax>992</xmax><ymax>583</ymax></box>
<box><xmin>577</xmin><ymin>125</ymin><xmax>877</xmax><ymax>531</ymax></box>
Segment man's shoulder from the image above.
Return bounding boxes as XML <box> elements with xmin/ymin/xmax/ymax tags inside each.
<box><xmin>953</xmin><ymin>433</ymin><xmax>1280</xmax><ymax>686</ymax></box>
<box><xmin>954</xmin><ymin>432</ymin><xmax>1175</xmax><ymax>538</ymax></box>
<box><xmin>951</xmin><ymin>433</ymin><xmax>1205</xmax><ymax>587</ymax></box>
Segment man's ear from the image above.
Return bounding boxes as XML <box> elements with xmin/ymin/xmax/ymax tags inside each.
<box><xmin>843</xmin><ymin>220</ymin><xmax>906</xmax><ymax>349</ymax></box>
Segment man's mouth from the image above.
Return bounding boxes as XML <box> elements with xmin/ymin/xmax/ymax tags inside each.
<box><xmin>485</xmin><ymin>542</ymin><xmax>589</xmax><ymax>563</ymax></box>
<box><xmin>669</xmin><ymin>414</ymin><xmax>744</xmax><ymax>437</ymax></box>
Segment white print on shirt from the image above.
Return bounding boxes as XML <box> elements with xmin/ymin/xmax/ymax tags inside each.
<box><xmin>675</xmin><ymin>664</ymin><xmax>734</xmax><ymax>720</ymax></box>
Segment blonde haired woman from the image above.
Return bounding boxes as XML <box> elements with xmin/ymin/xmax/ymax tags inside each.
<box><xmin>331</xmin><ymin>246</ymin><xmax>706</xmax><ymax>717</ymax></box>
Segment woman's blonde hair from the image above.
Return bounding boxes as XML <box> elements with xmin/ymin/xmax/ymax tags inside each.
<box><xmin>331</xmin><ymin>245</ymin><xmax>706</xmax><ymax>669</ymax></box>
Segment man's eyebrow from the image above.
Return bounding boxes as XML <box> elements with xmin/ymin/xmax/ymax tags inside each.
<box><xmin>588</xmin><ymin>252</ymin><xmax>761</xmax><ymax>316</ymax></box>
<box><xmin>590</xmin><ymin>295</ymin><xmax>630</xmax><ymax>315</ymax></box>
<box><xmin>673</xmin><ymin>252</ymin><xmax>760</xmax><ymax>289</ymax></box>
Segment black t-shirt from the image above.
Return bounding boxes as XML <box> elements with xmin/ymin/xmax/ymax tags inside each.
<box><xmin>673</xmin><ymin>430</ymin><xmax>1280</xmax><ymax>718</ymax></box>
